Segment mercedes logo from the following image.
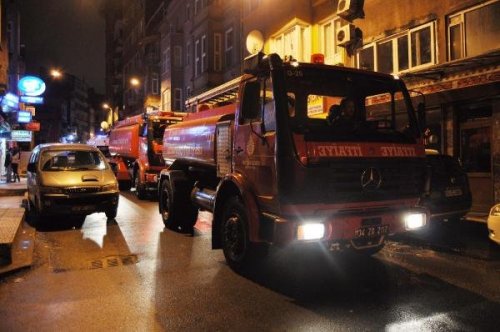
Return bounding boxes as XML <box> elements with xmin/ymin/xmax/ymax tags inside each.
<box><xmin>361</xmin><ymin>167</ymin><xmax>382</xmax><ymax>190</ymax></box>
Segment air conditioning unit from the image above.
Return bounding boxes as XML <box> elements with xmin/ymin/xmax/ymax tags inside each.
<box><xmin>337</xmin><ymin>0</ymin><xmax>365</xmax><ymax>22</ymax></box>
<box><xmin>336</xmin><ymin>24</ymin><xmax>355</xmax><ymax>46</ymax></box>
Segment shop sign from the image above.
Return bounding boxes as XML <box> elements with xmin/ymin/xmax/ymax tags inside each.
<box><xmin>20</xmin><ymin>96</ymin><xmax>44</xmax><ymax>104</ymax></box>
<box><xmin>17</xmin><ymin>111</ymin><xmax>32</xmax><ymax>123</ymax></box>
<box><xmin>18</xmin><ymin>76</ymin><xmax>46</xmax><ymax>96</ymax></box>
<box><xmin>11</xmin><ymin>130</ymin><xmax>32</xmax><ymax>142</ymax></box>
<box><xmin>1</xmin><ymin>92</ymin><xmax>20</xmax><ymax>110</ymax></box>
<box><xmin>25</xmin><ymin>121</ymin><xmax>40</xmax><ymax>132</ymax></box>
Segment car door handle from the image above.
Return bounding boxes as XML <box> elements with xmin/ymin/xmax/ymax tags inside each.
<box><xmin>234</xmin><ymin>147</ymin><xmax>244</xmax><ymax>154</ymax></box>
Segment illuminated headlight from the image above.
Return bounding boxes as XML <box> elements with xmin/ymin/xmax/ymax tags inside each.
<box><xmin>40</xmin><ymin>186</ymin><xmax>65</xmax><ymax>194</ymax></box>
<box><xmin>297</xmin><ymin>223</ymin><xmax>325</xmax><ymax>241</ymax></box>
<box><xmin>490</xmin><ymin>205</ymin><xmax>500</xmax><ymax>217</ymax></box>
<box><xmin>102</xmin><ymin>182</ymin><xmax>119</xmax><ymax>192</ymax></box>
<box><xmin>404</xmin><ymin>212</ymin><xmax>426</xmax><ymax>230</ymax></box>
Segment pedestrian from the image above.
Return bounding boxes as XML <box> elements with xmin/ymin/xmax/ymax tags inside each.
<box><xmin>4</xmin><ymin>147</ymin><xmax>12</xmax><ymax>183</ymax></box>
<box><xmin>11</xmin><ymin>147</ymin><xmax>21</xmax><ymax>182</ymax></box>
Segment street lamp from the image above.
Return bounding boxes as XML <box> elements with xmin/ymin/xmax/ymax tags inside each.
<box><xmin>102</xmin><ymin>103</ymin><xmax>117</xmax><ymax>127</ymax></box>
<box><xmin>50</xmin><ymin>69</ymin><xmax>62</xmax><ymax>79</ymax></box>
<box><xmin>130</xmin><ymin>77</ymin><xmax>140</xmax><ymax>87</ymax></box>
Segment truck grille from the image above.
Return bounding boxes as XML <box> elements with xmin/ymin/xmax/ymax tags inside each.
<box><xmin>285</xmin><ymin>158</ymin><xmax>426</xmax><ymax>204</ymax></box>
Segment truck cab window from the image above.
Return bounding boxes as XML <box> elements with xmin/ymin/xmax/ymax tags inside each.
<box><xmin>263</xmin><ymin>78</ymin><xmax>276</xmax><ymax>132</ymax></box>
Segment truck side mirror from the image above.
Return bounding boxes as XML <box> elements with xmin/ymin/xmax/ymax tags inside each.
<box><xmin>240</xmin><ymin>81</ymin><xmax>261</xmax><ymax>122</ymax></box>
<box><xmin>417</xmin><ymin>102</ymin><xmax>426</xmax><ymax>130</ymax></box>
<box><xmin>27</xmin><ymin>162</ymin><xmax>37</xmax><ymax>173</ymax></box>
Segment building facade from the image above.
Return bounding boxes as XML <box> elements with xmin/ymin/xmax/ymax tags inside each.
<box><xmin>105</xmin><ymin>0</ymin><xmax>500</xmax><ymax>213</ymax></box>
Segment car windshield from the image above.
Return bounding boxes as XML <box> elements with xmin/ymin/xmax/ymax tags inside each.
<box><xmin>40</xmin><ymin>150</ymin><xmax>107</xmax><ymax>171</ymax></box>
<box><xmin>150</xmin><ymin>118</ymin><xmax>180</xmax><ymax>143</ymax></box>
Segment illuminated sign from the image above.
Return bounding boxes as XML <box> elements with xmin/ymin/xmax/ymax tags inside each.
<box><xmin>1</xmin><ymin>92</ymin><xmax>20</xmax><ymax>110</ymax></box>
<box><xmin>11</xmin><ymin>130</ymin><xmax>32</xmax><ymax>142</ymax></box>
<box><xmin>18</xmin><ymin>76</ymin><xmax>46</xmax><ymax>96</ymax></box>
<box><xmin>20</xmin><ymin>96</ymin><xmax>44</xmax><ymax>104</ymax></box>
<box><xmin>25</xmin><ymin>121</ymin><xmax>40</xmax><ymax>132</ymax></box>
<box><xmin>17</xmin><ymin>111</ymin><xmax>32</xmax><ymax>123</ymax></box>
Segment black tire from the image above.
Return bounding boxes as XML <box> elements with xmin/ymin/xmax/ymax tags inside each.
<box><xmin>134</xmin><ymin>173</ymin><xmax>147</xmax><ymax>200</ymax></box>
<box><xmin>159</xmin><ymin>177</ymin><xmax>197</xmax><ymax>232</ymax></box>
<box><xmin>25</xmin><ymin>198</ymin><xmax>40</xmax><ymax>227</ymax></box>
<box><xmin>221</xmin><ymin>197</ymin><xmax>264</xmax><ymax>271</ymax></box>
<box><xmin>119</xmin><ymin>180</ymin><xmax>132</xmax><ymax>191</ymax></box>
<box><xmin>105</xmin><ymin>206</ymin><xmax>118</xmax><ymax>220</ymax></box>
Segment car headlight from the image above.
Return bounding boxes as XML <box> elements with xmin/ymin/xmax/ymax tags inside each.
<box><xmin>297</xmin><ymin>223</ymin><xmax>325</xmax><ymax>241</ymax></box>
<box><xmin>404</xmin><ymin>212</ymin><xmax>427</xmax><ymax>230</ymax></box>
<box><xmin>102</xmin><ymin>182</ymin><xmax>119</xmax><ymax>192</ymax></box>
<box><xmin>39</xmin><ymin>186</ymin><xmax>65</xmax><ymax>194</ymax></box>
<box><xmin>490</xmin><ymin>205</ymin><xmax>500</xmax><ymax>217</ymax></box>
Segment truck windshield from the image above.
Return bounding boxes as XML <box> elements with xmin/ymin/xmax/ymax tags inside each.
<box><xmin>284</xmin><ymin>65</ymin><xmax>418</xmax><ymax>142</ymax></box>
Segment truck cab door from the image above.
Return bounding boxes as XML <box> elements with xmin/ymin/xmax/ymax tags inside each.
<box><xmin>233</xmin><ymin>78</ymin><xmax>277</xmax><ymax>206</ymax></box>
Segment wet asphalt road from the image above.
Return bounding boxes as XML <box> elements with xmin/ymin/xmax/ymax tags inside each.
<box><xmin>1</xmin><ymin>191</ymin><xmax>500</xmax><ymax>331</ymax></box>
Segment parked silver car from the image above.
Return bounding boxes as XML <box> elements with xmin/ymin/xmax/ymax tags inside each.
<box><xmin>26</xmin><ymin>143</ymin><xmax>119</xmax><ymax>224</ymax></box>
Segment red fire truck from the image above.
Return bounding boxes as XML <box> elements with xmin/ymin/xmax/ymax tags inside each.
<box><xmin>158</xmin><ymin>53</ymin><xmax>428</xmax><ymax>270</ymax></box>
<box><xmin>108</xmin><ymin>111</ymin><xmax>184</xmax><ymax>199</ymax></box>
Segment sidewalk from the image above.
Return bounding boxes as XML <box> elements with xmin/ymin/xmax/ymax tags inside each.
<box><xmin>0</xmin><ymin>177</ymin><xmax>34</xmax><ymax>275</ymax></box>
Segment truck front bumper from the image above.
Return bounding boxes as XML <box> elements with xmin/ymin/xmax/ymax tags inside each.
<box><xmin>261</xmin><ymin>207</ymin><xmax>428</xmax><ymax>249</ymax></box>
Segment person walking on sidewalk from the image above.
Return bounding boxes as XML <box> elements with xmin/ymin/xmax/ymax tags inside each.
<box><xmin>11</xmin><ymin>147</ymin><xmax>20</xmax><ymax>182</ymax></box>
<box><xmin>4</xmin><ymin>147</ymin><xmax>12</xmax><ymax>183</ymax></box>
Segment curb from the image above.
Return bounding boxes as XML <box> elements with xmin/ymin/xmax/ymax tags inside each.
<box><xmin>0</xmin><ymin>188</ymin><xmax>27</xmax><ymax>197</ymax></box>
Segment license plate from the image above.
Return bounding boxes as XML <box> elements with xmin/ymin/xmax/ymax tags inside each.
<box><xmin>354</xmin><ymin>225</ymin><xmax>389</xmax><ymax>239</ymax></box>
<box><xmin>445</xmin><ymin>187</ymin><xmax>462</xmax><ymax>197</ymax></box>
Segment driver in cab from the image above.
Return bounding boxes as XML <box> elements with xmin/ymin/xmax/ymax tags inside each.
<box><xmin>327</xmin><ymin>97</ymin><xmax>357</xmax><ymax>129</ymax></box>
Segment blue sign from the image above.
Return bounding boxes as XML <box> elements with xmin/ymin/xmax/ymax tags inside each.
<box><xmin>18</xmin><ymin>76</ymin><xmax>46</xmax><ymax>96</ymax></box>
<box><xmin>20</xmin><ymin>95</ymin><xmax>44</xmax><ymax>104</ymax></box>
<box><xmin>17</xmin><ymin>111</ymin><xmax>32</xmax><ymax>123</ymax></box>
<box><xmin>1</xmin><ymin>92</ymin><xmax>20</xmax><ymax>110</ymax></box>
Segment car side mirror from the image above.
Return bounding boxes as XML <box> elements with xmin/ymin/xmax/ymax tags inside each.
<box><xmin>27</xmin><ymin>162</ymin><xmax>37</xmax><ymax>173</ymax></box>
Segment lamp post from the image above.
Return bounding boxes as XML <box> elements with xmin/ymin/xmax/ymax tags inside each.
<box><xmin>50</xmin><ymin>68</ymin><xmax>77</xmax><ymax>142</ymax></box>
<box><xmin>102</xmin><ymin>103</ymin><xmax>117</xmax><ymax>128</ymax></box>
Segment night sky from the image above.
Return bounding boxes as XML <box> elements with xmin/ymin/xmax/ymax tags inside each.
<box><xmin>18</xmin><ymin>0</ymin><xmax>105</xmax><ymax>93</ymax></box>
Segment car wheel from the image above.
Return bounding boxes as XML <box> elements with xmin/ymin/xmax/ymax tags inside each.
<box><xmin>105</xmin><ymin>207</ymin><xmax>118</xmax><ymax>220</ymax></box>
<box><xmin>118</xmin><ymin>180</ymin><xmax>132</xmax><ymax>191</ymax></box>
<box><xmin>25</xmin><ymin>198</ymin><xmax>40</xmax><ymax>227</ymax></box>
<box><xmin>221</xmin><ymin>197</ymin><xmax>264</xmax><ymax>272</ymax></box>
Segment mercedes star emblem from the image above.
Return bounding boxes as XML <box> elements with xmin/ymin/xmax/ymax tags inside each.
<box><xmin>361</xmin><ymin>167</ymin><xmax>382</xmax><ymax>190</ymax></box>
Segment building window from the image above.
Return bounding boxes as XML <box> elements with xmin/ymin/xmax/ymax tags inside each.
<box><xmin>174</xmin><ymin>46</ymin><xmax>182</xmax><ymax>67</ymax></box>
<box><xmin>214</xmin><ymin>33</ymin><xmax>222</xmax><ymax>71</ymax></box>
<box><xmin>165</xmin><ymin>47</ymin><xmax>170</xmax><ymax>72</ymax></box>
<box><xmin>201</xmin><ymin>35</ymin><xmax>207</xmax><ymax>73</ymax></box>
<box><xmin>162</xmin><ymin>89</ymin><xmax>171</xmax><ymax>111</ymax></box>
<box><xmin>356</xmin><ymin>22</ymin><xmax>435</xmax><ymax>73</ymax></box>
<box><xmin>174</xmin><ymin>88</ymin><xmax>182</xmax><ymax>111</ymax></box>
<box><xmin>186</xmin><ymin>86</ymin><xmax>192</xmax><ymax>99</ymax></box>
<box><xmin>186</xmin><ymin>4</ymin><xmax>191</xmax><ymax>21</ymax></box>
<box><xmin>448</xmin><ymin>1</ymin><xmax>500</xmax><ymax>61</ymax></box>
<box><xmin>186</xmin><ymin>42</ymin><xmax>191</xmax><ymax>67</ymax></box>
<box><xmin>194</xmin><ymin>0</ymin><xmax>201</xmax><ymax>16</ymax></box>
<box><xmin>271</xmin><ymin>24</ymin><xmax>310</xmax><ymax>62</ymax></box>
<box><xmin>162</xmin><ymin>50</ymin><xmax>168</xmax><ymax>74</ymax></box>
<box><xmin>320</xmin><ymin>18</ymin><xmax>343</xmax><ymax>64</ymax></box>
<box><xmin>225</xmin><ymin>28</ymin><xmax>234</xmax><ymax>68</ymax></box>
<box><xmin>195</xmin><ymin>39</ymin><xmax>201</xmax><ymax>76</ymax></box>
<box><xmin>152</xmin><ymin>73</ymin><xmax>159</xmax><ymax>95</ymax></box>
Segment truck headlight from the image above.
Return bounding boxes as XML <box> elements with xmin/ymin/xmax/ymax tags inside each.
<box><xmin>102</xmin><ymin>183</ymin><xmax>119</xmax><ymax>192</ymax></box>
<box><xmin>404</xmin><ymin>212</ymin><xmax>426</xmax><ymax>230</ymax></box>
<box><xmin>297</xmin><ymin>223</ymin><xmax>325</xmax><ymax>241</ymax></box>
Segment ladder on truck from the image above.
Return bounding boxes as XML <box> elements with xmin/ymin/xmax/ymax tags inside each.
<box><xmin>185</xmin><ymin>76</ymin><xmax>241</xmax><ymax>112</ymax></box>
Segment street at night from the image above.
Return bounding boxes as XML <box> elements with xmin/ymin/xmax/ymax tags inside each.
<box><xmin>1</xmin><ymin>191</ymin><xmax>500</xmax><ymax>330</ymax></box>
<box><xmin>1</xmin><ymin>0</ymin><xmax>500</xmax><ymax>331</ymax></box>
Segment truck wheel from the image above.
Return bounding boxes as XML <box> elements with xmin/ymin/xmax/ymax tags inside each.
<box><xmin>134</xmin><ymin>174</ymin><xmax>147</xmax><ymax>200</ymax></box>
<box><xmin>221</xmin><ymin>197</ymin><xmax>261</xmax><ymax>271</ymax></box>
<box><xmin>119</xmin><ymin>180</ymin><xmax>132</xmax><ymax>191</ymax></box>
<box><xmin>105</xmin><ymin>207</ymin><xmax>118</xmax><ymax>220</ymax></box>
<box><xmin>160</xmin><ymin>177</ymin><xmax>198</xmax><ymax>232</ymax></box>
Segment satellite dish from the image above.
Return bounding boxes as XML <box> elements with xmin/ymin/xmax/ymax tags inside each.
<box><xmin>246</xmin><ymin>30</ymin><xmax>264</xmax><ymax>54</ymax></box>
